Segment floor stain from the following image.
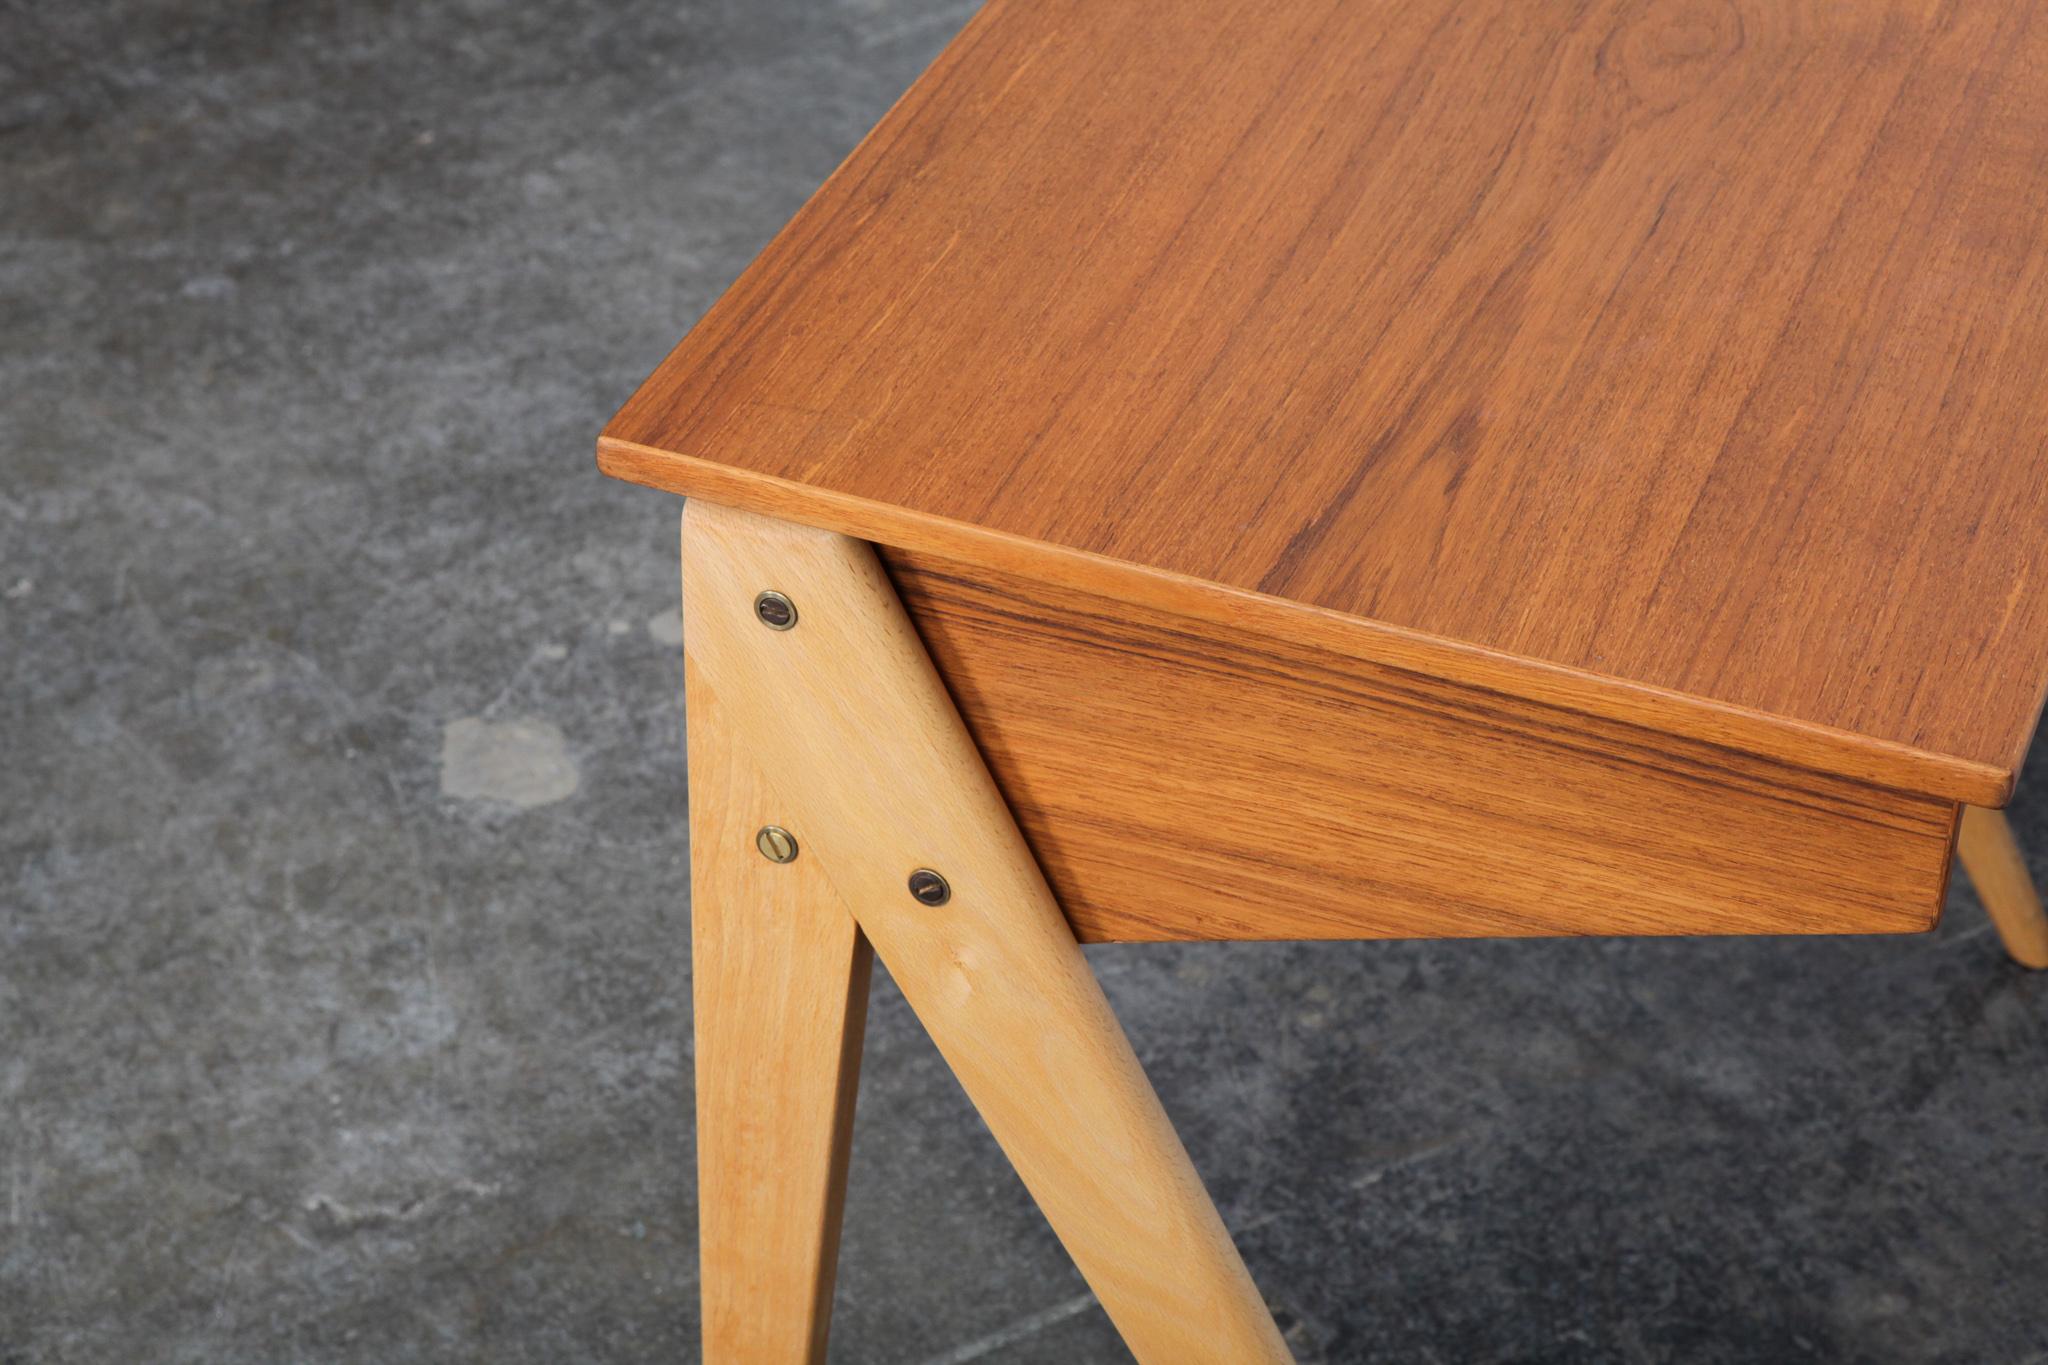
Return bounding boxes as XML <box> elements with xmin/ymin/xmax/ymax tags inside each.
<box><xmin>439</xmin><ymin>716</ymin><xmax>579</xmax><ymax>808</ymax></box>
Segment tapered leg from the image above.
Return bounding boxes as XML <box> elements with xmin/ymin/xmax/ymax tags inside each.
<box><xmin>688</xmin><ymin>668</ymin><xmax>872</xmax><ymax>1363</ymax></box>
<box><xmin>1958</xmin><ymin>805</ymin><xmax>2048</xmax><ymax>969</ymax></box>
<box><xmin>683</xmin><ymin>501</ymin><xmax>1289</xmax><ymax>1364</ymax></box>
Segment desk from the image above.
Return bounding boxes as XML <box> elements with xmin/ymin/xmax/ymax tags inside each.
<box><xmin>599</xmin><ymin>1</ymin><xmax>2048</xmax><ymax>1357</ymax></box>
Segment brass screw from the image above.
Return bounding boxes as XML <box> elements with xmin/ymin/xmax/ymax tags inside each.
<box><xmin>755</xmin><ymin>826</ymin><xmax>798</xmax><ymax>864</ymax></box>
<box><xmin>753</xmin><ymin>590</ymin><xmax>797</xmax><ymax>630</ymax></box>
<box><xmin>907</xmin><ymin>868</ymin><xmax>951</xmax><ymax>906</ymax></box>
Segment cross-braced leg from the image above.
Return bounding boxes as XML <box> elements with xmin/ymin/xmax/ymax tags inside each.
<box><xmin>1958</xmin><ymin>804</ymin><xmax>2048</xmax><ymax>969</ymax></box>
<box><xmin>688</xmin><ymin>665</ymin><xmax>871</xmax><ymax>1362</ymax></box>
<box><xmin>682</xmin><ymin>499</ymin><xmax>1289</xmax><ymax>1364</ymax></box>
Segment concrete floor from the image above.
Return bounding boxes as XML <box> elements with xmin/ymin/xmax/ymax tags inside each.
<box><xmin>5</xmin><ymin>2</ymin><xmax>2047</xmax><ymax>1360</ymax></box>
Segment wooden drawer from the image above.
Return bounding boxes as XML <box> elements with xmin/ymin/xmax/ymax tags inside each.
<box><xmin>886</xmin><ymin>550</ymin><xmax>1957</xmax><ymax>944</ymax></box>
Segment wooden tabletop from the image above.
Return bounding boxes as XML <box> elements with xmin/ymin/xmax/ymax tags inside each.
<box><xmin>602</xmin><ymin>0</ymin><xmax>2048</xmax><ymax>807</ymax></box>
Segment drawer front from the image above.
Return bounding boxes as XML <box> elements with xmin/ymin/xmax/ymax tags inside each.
<box><xmin>885</xmin><ymin>551</ymin><xmax>1955</xmax><ymax>944</ymax></box>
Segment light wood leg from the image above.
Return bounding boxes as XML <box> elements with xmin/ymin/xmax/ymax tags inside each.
<box><xmin>688</xmin><ymin>669</ymin><xmax>872</xmax><ymax>1363</ymax></box>
<box><xmin>682</xmin><ymin>501</ymin><xmax>1289</xmax><ymax>1364</ymax></box>
<box><xmin>1958</xmin><ymin>804</ymin><xmax>2048</xmax><ymax>969</ymax></box>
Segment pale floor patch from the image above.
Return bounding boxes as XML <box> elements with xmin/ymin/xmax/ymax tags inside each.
<box><xmin>646</xmin><ymin>607</ymin><xmax>683</xmax><ymax>647</ymax></box>
<box><xmin>439</xmin><ymin>716</ymin><xmax>579</xmax><ymax>808</ymax></box>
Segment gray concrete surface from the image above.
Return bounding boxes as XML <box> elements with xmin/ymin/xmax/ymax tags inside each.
<box><xmin>4</xmin><ymin>2</ymin><xmax>2046</xmax><ymax>1360</ymax></box>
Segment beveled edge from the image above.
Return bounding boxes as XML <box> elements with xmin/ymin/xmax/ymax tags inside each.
<box><xmin>600</xmin><ymin>435</ymin><xmax>2013</xmax><ymax>808</ymax></box>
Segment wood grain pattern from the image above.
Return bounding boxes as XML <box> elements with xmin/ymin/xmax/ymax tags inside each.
<box><xmin>886</xmin><ymin>548</ymin><xmax>1956</xmax><ymax>943</ymax></box>
<box><xmin>686</xmin><ymin>670</ymin><xmax>871</xmax><ymax>1362</ymax></box>
<box><xmin>682</xmin><ymin>502</ymin><xmax>1288</xmax><ymax>1362</ymax></box>
<box><xmin>603</xmin><ymin>0</ymin><xmax>2048</xmax><ymax>806</ymax></box>
<box><xmin>1958</xmin><ymin>804</ymin><xmax>2048</xmax><ymax>968</ymax></box>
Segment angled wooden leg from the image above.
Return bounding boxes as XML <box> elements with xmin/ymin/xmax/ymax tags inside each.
<box><xmin>1958</xmin><ymin>804</ymin><xmax>2048</xmax><ymax>969</ymax></box>
<box><xmin>688</xmin><ymin>663</ymin><xmax>872</xmax><ymax>1363</ymax></box>
<box><xmin>682</xmin><ymin>500</ymin><xmax>1289</xmax><ymax>1364</ymax></box>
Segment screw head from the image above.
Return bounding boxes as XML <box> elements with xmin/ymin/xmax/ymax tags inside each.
<box><xmin>907</xmin><ymin>868</ymin><xmax>951</xmax><ymax>906</ymax></box>
<box><xmin>753</xmin><ymin>591</ymin><xmax>797</xmax><ymax>631</ymax></box>
<box><xmin>755</xmin><ymin>826</ymin><xmax>799</xmax><ymax>864</ymax></box>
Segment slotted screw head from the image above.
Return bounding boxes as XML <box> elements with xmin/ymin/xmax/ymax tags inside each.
<box><xmin>755</xmin><ymin>826</ymin><xmax>798</xmax><ymax>864</ymax></box>
<box><xmin>907</xmin><ymin>868</ymin><xmax>951</xmax><ymax>906</ymax></box>
<box><xmin>753</xmin><ymin>591</ymin><xmax>797</xmax><ymax>630</ymax></box>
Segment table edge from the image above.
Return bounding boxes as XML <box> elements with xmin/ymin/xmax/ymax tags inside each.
<box><xmin>600</xmin><ymin>436</ymin><xmax>2011</xmax><ymax>807</ymax></box>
